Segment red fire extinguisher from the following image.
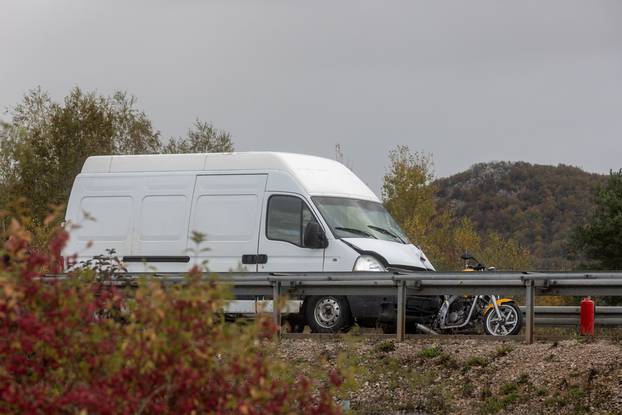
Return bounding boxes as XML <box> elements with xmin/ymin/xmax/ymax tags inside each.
<box><xmin>580</xmin><ymin>297</ymin><xmax>595</xmax><ymax>336</ymax></box>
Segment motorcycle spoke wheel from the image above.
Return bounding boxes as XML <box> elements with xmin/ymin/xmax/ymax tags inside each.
<box><xmin>486</xmin><ymin>304</ymin><xmax>520</xmax><ymax>336</ymax></box>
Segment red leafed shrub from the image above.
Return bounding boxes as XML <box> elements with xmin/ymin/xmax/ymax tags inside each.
<box><xmin>0</xmin><ymin>219</ymin><xmax>343</xmax><ymax>414</ymax></box>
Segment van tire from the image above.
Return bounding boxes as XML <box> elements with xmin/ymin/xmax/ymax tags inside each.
<box><xmin>305</xmin><ymin>295</ymin><xmax>352</xmax><ymax>333</ymax></box>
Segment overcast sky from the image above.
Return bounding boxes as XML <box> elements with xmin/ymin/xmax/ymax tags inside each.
<box><xmin>2</xmin><ymin>1</ymin><xmax>621</xmax><ymax>195</ymax></box>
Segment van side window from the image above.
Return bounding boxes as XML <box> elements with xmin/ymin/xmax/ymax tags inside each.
<box><xmin>266</xmin><ymin>195</ymin><xmax>318</xmax><ymax>247</ymax></box>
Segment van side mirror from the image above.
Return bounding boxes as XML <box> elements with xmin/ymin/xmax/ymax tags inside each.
<box><xmin>303</xmin><ymin>222</ymin><xmax>328</xmax><ymax>249</ymax></box>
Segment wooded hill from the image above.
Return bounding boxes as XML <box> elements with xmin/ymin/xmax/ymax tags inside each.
<box><xmin>435</xmin><ymin>162</ymin><xmax>606</xmax><ymax>270</ymax></box>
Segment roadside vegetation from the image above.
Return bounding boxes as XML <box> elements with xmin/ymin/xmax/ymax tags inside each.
<box><xmin>279</xmin><ymin>336</ymin><xmax>622</xmax><ymax>414</ymax></box>
<box><xmin>0</xmin><ymin>218</ymin><xmax>345</xmax><ymax>414</ymax></box>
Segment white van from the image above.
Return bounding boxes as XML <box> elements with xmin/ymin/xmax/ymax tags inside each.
<box><xmin>64</xmin><ymin>152</ymin><xmax>436</xmax><ymax>331</ymax></box>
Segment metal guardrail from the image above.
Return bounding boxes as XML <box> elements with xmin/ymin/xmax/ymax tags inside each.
<box><xmin>43</xmin><ymin>271</ymin><xmax>622</xmax><ymax>343</ymax></box>
<box><xmin>528</xmin><ymin>306</ymin><xmax>622</xmax><ymax>326</ymax></box>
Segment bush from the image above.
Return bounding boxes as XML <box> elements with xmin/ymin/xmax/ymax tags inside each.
<box><xmin>0</xmin><ymin>220</ymin><xmax>343</xmax><ymax>414</ymax></box>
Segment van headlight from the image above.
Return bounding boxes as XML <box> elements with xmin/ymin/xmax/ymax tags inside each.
<box><xmin>353</xmin><ymin>255</ymin><xmax>386</xmax><ymax>272</ymax></box>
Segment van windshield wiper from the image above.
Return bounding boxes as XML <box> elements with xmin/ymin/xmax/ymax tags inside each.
<box><xmin>334</xmin><ymin>227</ymin><xmax>377</xmax><ymax>239</ymax></box>
<box><xmin>367</xmin><ymin>225</ymin><xmax>405</xmax><ymax>243</ymax></box>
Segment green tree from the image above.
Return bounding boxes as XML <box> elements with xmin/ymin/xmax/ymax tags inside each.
<box><xmin>0</xmin><ymin>88</ymin><xmax>235</xmax><ymax>227</ymax></box>
<box><xmin>0</xmin><ymin>88</ymin><xmax>161</xmax><ymax>222</ymax></box>
<box><xmin>573</xmin><ymin>169</ymin><xmax>622</xmax><ymax>269</ymax></box>
<box><xmin>163</xmin><ymin>119</ymin><xmax>234</xmax><ymax>154</ymax></box>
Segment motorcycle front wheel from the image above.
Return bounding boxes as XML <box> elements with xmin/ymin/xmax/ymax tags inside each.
<box><xmin>483</xmin><ymin>302</ymin><xmax>522</xmax><ymax>336</ymax></box>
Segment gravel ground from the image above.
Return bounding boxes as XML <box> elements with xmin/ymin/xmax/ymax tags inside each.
<box><xmin>276</xmin><ymin>336</ymin><xmax>622</xmax><ymax>414</ymax></box>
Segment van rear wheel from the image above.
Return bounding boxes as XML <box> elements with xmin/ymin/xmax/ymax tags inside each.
<box><xmin>305</xmin><ymin>295</ymin><xmax>352</xmax><ymax>333</ymax></box>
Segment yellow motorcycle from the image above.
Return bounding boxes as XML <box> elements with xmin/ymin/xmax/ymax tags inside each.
<box><xmin>423</xmin><ymin>253</ymin><xmax>522</xmax><ymax>336</ymax></box>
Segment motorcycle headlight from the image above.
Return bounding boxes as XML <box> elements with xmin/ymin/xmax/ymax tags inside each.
<box><xmin>353</xmin><ymin>255</ymin><xmax>386</xmax><ymax>272</ymax></box>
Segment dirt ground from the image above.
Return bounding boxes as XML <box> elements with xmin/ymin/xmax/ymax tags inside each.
<box><xmin>276</xmin><ymin>334</ymin><xmax>622</xmax><ymax>415</ymax></box>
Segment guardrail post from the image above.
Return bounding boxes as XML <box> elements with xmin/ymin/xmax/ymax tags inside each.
<box><xmin>272</xmin><ymin>280</ymin><xmax>281</xmax><ymax>337</ymax></box>
<box><xmin>525</xmin><ymin>278</ymin><xmax>535</xmax><ymax>344</ymax></box>
<box><xmin>397</xmin><ymin>280</ymin><xmax>406</xmax><ymax>341</ymax></box>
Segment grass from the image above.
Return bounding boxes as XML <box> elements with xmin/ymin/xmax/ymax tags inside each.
<box><xmin>419</xmin><ymin>386</ymin><xmax>453</xmax><ymax>414</ymax></box>
<box><xmin>494</xmin><ymin>344</ymin><xmax>513</xmax><ymax>357</ymax></box>
<box><xmin>478</xmin><ymin>381</ymin><xmax>522</xmax><ymax>414</ymax></box>
<box><xmin>436</xmin><ymin>352</ymin><xmax>459</xmax><ymax>369</ymax></box>
<box><xmin>373</xmin><ymin>340</ymin><xmax>396</xmax><ymax>354</ymax></box>
<box><xmin>500</xmin><ymin>382</ymin><xmax>517</xmax><ymax>395</ymax></box>
<box><xmin>480</xmin><ymin>392</ymin><xmax>519</xmax><ymax>414</ymax></box>
<box><xmin>465</xmin><ymin>355</ymin><xmax>488</xmax><ymax>368</ymax></box>
<box><xmin>410</xmin><ymin>371</ymin><xmax>435</xmax><ymax>389</ymax></box>
<box><xmin>418</xmin><ymin>345</ymin><xmax>442</xmax><ymax>359</ymax></box>
<box><xmin>516</xmin><ymin>373</ymin><xmax>530</xmax><ymax>385</ymax></box>
<box><xmin>544</xmin><ymin>386</ymin><xmax>588</xmax><ymax>414</ymax></box>
<box><xmin>461</xmin><ymin>382</ymin><xmax>476</xmax><ymax>398</ymax></box>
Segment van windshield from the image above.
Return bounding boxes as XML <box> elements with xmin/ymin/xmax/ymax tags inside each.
<box><xmin>311</xmin><ymin>197</ymin><xmax>409</xmax><ymax>244</ymax></box>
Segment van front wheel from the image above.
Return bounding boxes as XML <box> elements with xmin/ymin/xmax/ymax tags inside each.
<box><xmin>305</xmin><ymin>296</ymin><xmax>352</xmax><ymax>333</ymax></box>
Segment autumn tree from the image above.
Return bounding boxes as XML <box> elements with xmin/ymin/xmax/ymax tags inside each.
<box><xmin>382</xmin><ymin>145</ymin><xmax>531</xmax><ymax>271</ymax></box>
<box><xmin>383</xmin><ymin>146</ymin><xmax>436</xmax><ymax>234</ymax></box>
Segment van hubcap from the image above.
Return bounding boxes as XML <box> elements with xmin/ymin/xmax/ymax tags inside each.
<box><xmin>314</xmin><ymin>298</ymin><xmax>341</xmax><ymax>329</ymax></box>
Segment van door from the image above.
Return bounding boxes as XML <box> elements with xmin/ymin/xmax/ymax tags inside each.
<box><xmin>258</xmin><ymin>193</ymin><xmax>325</xmax><ymax>272</ymax></box>
<box><xmin>189</xmin><ymin>174</ymin><xmax>267</xmax><ymax>272</ymax></box>
<box><xmin>128</xmin><ymin>174</ymin><xmax>196</xmax><ymax>272</ymax></box>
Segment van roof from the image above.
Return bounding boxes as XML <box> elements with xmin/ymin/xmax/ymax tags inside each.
<box><xmin>81</xmin><ymin>152</ymin><xmax>380</xmax><ymax>202</ymax></box>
